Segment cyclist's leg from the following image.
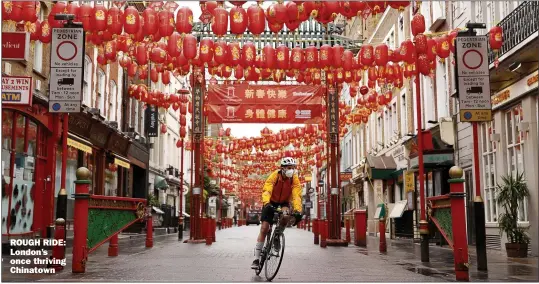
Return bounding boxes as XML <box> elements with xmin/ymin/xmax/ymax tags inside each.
<box><xmin>277</xmin><ymin>204</ymin><xmax>291</xmax><ymax>231</ymax></box>
<box><xmin>252</xmin><ymin>205</ymin><xmax>274</xmax><ymax>268</ymax></box>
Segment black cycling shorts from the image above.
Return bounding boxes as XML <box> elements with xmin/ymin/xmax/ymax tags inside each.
<box><xmin>261</xmin><ymin>202</ymin><xmax>290</xmax><ymax>225</ymax></box>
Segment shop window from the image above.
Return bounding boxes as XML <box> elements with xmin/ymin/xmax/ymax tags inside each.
<box><xmin>505</xmin><ymin>104</ymin><xmax>528</xmax><ymax>222</ymax></box>
<box><xmin>2</xmin><ymin>111</ymin><xmax>39</xmax><ymax>235</ymax></box>
<box><xmin>83</xmin><ymin>56</ymin><xmax>93</xmax><ymax>107</ymax></box>
<box><xmin>109</xmin><ymin>81</ymin><xmax>117</xmax><ymax>121</ymax></box>
<box><xmin>400</xmin><ymin>90</ymin><xmax>407</xmax><ymax>136</ymax></box>
<box><xmin>481</xmin><ymin>121</ymin><xmax>498</xmax><ymax>223</ymax></box>
<box><xmin>97</xmin><ymin>69</ymin><xmax>105</xmax><ymax>114</ymax></box>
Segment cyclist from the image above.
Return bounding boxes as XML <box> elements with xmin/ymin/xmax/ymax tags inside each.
<box><xmin>251</xmin><ymin>157</ymin><xmax>302</xmax><ymax>269</ymax></box>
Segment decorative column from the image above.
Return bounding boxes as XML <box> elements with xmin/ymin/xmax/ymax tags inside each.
<box><xmin>108</xmin><ymin>233</ymin><xmax>119</xmax><ymax>256</ymax></box>
<box><xmin>448</xmin><ymin>166</ymin><xmax>470</xmax><ymax>281</ymax></box>
<box><xmin>72</xmin><ymin>167</ymin><xmax>91</xmax><ymax>273</ymax></box>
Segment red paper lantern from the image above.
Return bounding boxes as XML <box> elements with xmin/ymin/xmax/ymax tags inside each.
<box><xmin>375</xmin><ymin>44</ymin><xmax>389</xmax><ymax>66</ymax></box>
<box><xmin>342</xmin><ymin>50</ymin><xmax>354</xmax><ymax>71</ymax></box>
<box><xmin>415</xmin><ymin>34</ymin><xmax>428</xmax><ymax>55</ymax></box>
<box><xmin>158</xmin><ymin>10</ymin><xmax>174</xmax><ymax>38</ymax></box>
<box><xmin>21</xmin><ymin>1</ymin><xmax>37</xmax><ymax>22</ymax></box>
<box><xmin>214</xmin><ymin>41</ymin><xmax>229</xmax><ymax>65</ymax></box>
<box><xmin>91</xmin><ymin>4</ymin><xmax>107</xmax><ymax>32</ymax></box>
<box><xmin>332</xmin><ymin>44</ymin><xmax>344</xmax><ymax>68</ymax></box>
<box><xmin>286</xmin><ymin>1</ymin><xmax>299</xmax><ymax>21</ymax></box>
<box><xmin>183</xmin><ymin>34</ymin><xmax>197</xmax><ymax>60</ymax></box>
<box><xmin>417</xmin><ymin>54</ymin><xmax>430</xmax><ymax>76</ymax></box>
<box><xmin>276</xmin><ymin>45</ymin><xmax>290</xmax><ymax>70</ymax></box>
<box><xmin>38</xmin><ymin>19</ymin><xmax>52</xmax><ymax>43</ymax></box>
<box><xmin>167</xmin><ymin>32</ymin><xmax>182</xmax><ymax>57</ymax></box>
<box><xmin>266</xmin><ymin>2</ymin><xmax>287</xmax><ymax>24</ymax></box>
<box><xmin>161</xmin><ymin>123</ymin><xmax>167</xmax><ymax>134</ymax></box>
<box><xmin>305</xmin><ymin>45</ymin><xmax>318</xmax><ymax>68</ymax></box>
<box><xmin>127</xmin><ymin>62</ymin><xmax>138</xmax><ymax>78</ymax></box>
<box><xmin>49</xmin><ymin>2</ymin><xmax>67</xmax><ymax>29</ymax></box>
<box><xmin>400</xmin><ymin>40</ymin><xmax>416</xmax><ymax>64</ymax></box>
<box><xmin>162</xmin><ymin>71</ymin><xmax>171</xmax><ymax>85</ymax></box>
<box><xmin>319</xmin><ymin>44</ymin><xmax>333</xmax><ymax>68</ymax></box>
<box><xmin>448</xmin><ymin>29</ymin><xmax>458</xmax><ymax>54</ymax></box>
<box><xmin>426</xmin><ymin>38</ymin><xmax>437</xmax><ymax>61</ymax></box>
<box><xmin>123</xmin><ymin>6</ymin><xmax>139</xmax><ymax>35</ymax></box>
<box><xmin>104</xmin><ymin>40</ymin><xmax>117</xmax><ymax>62</ymax></box>
<box><xmin>241</xmin><ymin>41</ymin><xmax>256</xmax><ymax>67</ymax></box>
<box><xmin>285</xmin><ymin>20</ymin><xmax>301</xmax><ymax>32</ymax></box>
<box><xmin>262</xmin><ymin>44</ymin><xmax>276</xmax><ymax>70</ymax></box>
<box><xmin>176</xmin><ymin>7</ymin><xmax>193</xmax><ymax>34</ymax></box>
<box><xmin>212</xmin><ymin>6</ymin><xmax>228</xmax><ymax>36</ymax></box>
<box><xmin>143</xmin><ymin>7</ymin><xmax>158</xmax><ymax>36</ymax></box>
<box><xmin>290</xmin><ymin>47</ymin><xmax>304</xmax><ymax>69</ymax></box>
<box><xmin>360</xmin><ymin>45</ymin><xmax>374</xmax><ymax>67</ymax></box>
<box><xmin>247</xmin><ymin>4</ymin><xmax>265</xmax><ymax>35</ymax></box>
<box><xmin>411</xmin><ymin>12</ymin><xmax>425</xmax><ymax>36</ymax></box>
<box><xmin>228</xmin><ymin>42</ymin><xmax>241</xmax><ymax>66</ymax></box>
<box><xmin>27</xmin><ymin>20</ymin><xmax>41</xmax><ymax>41</ymax></box>
<box><xmin>135</xmin><ymin>44</ymin><xmax>148</xmax><ymax>65</ymax></box>
<box><xmin>489</xmin><ymin>26</ymin><xmax>503</xmax><ymax>51</ymax></box>
<box><xmin>230</xmin><ymin>6</ymin><xmax>247</xmax><ymax>35</ymax></box>
<box><xmin>436</xmin><ymin>35</ymin><xmax>451</xmax><ymax>59</ymax></box>
<box><xmin>268</xmin><ymin>22</ymin><xmax>283</xmax><ymax>33</ymax></box>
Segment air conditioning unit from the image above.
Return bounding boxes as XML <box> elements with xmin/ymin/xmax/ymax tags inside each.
<box><xmin>3</xmin><ymin>62</ymin><xmax>12</xmax><ymax>75</ymax></box>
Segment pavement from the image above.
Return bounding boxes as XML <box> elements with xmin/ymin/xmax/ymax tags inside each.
<box><xmin>1</xmin><ymin>225</ymin><xmax>537</xmax><ymax>282</ymax></box>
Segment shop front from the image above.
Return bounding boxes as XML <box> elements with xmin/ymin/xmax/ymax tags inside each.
<box><xmin>2</xmin><ymin>100</ymin><xmax>55</xmax><ymax>239</ymax></box>
<box><xmin>405</xmin><ymin>126</ymin><xmax>454</xmax><ymax>244</ymax></box>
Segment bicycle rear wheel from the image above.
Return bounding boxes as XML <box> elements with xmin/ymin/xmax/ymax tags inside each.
<box><xmin>264</xmin><ymin>231</ymin><xmax>285</xmax><ymax>281</ymax></box>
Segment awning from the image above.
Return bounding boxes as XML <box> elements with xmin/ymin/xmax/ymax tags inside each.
<box><xmin>67</xmin><ymin>133</ymin><xmax>93</xmax><ymax>154</ymax></box>
<box><xmin>152</xmin><ymin>206</ymin><xmax>165</xmax><ymax>214</ymax></box>
<box><xmin>114</xmin><ymin>154</ymin><xmax>130</xmax><ymax>169</ymax></box>
<box><xmin>389</xmin><ymin>200</ymin><xmax>408</xmax><ymax>219</ymax></box>
<box><xmin>364</xmin><ymin>155</ymin><xmax>397</xmax><ymax>180</ymax></box>
<box><xmin>154</xmin><ymin>176</ymin><xmax>169</xmax><ymax>190</ymax></box>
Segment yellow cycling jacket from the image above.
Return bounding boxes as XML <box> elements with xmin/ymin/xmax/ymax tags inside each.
<box><xmin>261</xmin><ymin>170</ymin><xmax>302</xmax><ymax>212</ymax></box>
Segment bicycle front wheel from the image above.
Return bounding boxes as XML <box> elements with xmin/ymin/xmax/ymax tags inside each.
<box><xmin>264</xmin><ymin>231</ymin><xmax>285</xmax><ymax>281</ymax></box>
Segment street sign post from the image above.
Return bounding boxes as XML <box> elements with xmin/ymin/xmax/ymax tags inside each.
<box><xmin>455</xmin><ymin>36</ymin><xmax>492</xmax><ymax>122</ymax></box>
<box><xmin>49</xmin><ymin>27</ymin><xmax>85</xmax><ymax>113</ymax></box>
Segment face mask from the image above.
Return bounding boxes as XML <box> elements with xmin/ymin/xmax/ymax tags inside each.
<box><xmin>284</xmin><ymin>169</ymin><xmax>294</xmax><ymax>178</ymax></box>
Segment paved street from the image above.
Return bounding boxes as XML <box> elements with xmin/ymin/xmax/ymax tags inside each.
<box><xmin>24</xmin><ymin>226</ymin><xmax>441</xmax><ymax>282</ymax></box>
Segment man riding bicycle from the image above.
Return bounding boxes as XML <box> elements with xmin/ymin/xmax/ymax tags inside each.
<box><xmin>251</xmin><ymin>157</ymin><xmax>302</xmax><ymax>269</ymax></box>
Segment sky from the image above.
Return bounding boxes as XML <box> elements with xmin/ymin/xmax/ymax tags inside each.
<box><xmin>177</xmin><ymin>1</ymin><xmax>302</xmax><ymax>138</ymax></box>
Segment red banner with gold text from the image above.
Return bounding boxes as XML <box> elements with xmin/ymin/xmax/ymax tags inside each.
<box><xmin>207</xmin><ymin>104</ymin><xmax>324</xmax><ymax>124</ymax></box>
<box><xmin>207</xmin><ymin>84</ymin><xmax>324</xmax><ymax>105</ymax></box>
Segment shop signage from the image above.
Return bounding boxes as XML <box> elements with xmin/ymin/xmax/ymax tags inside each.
<box><xmin>410</xmin><ymin>153</ymin><xmax>453</xmax><ymax>169</ymax></box>
<box><xmin>88</xmin><ymin>122</ymin><xmax>111</xmax><ymax>148</ymax></box>
<box><xmin>68</xmin><ymin>113</ymin><xmax>92</xmax><ymax>137</ymax></box>
<box><xmin>492</xmin><ymin>71</ymin><xmax>539</xmax><ymax>110</ymax></box>
<box><xmin>340</xmin><ymin>172</ymin><xmax>352</xmax><ymax>181</ymax></box>
<box><xmin>128</xmin><ymin>142</ymin><xmax>149</xmax><ymax>165</ymax></box>
<box><xmin>49</xmin><ymin>27</ymin><xmax>85</xmax><ymax>113</ymax></box>
<box><xmin>114</xmin><ymin>158</ymin><xmax>130</xmax><ymax>169</ymax></box>
<box><xmin>305</xmin><ymin>201</ymin><xmax>313</xmax><ymax>208</ymax></box>
<box><xmin>193</xmin><ymin>85</ymin><xmax>203</xmax><ymax>134</ymax></box>
<box><xmin>107</xmin><ymin>132</ymin><xmax>129</xmax><ymax>156</ymax></box>
<box><xmin>206</xmin><ymin>104</ymin><xmax>323</xmax><ymax>124</ymax></box>
<box><xmin>328</xmin><ymin>87</ymin><xmax>339</xmax><ymax>134</ymax></box>
<box><xmin>144</xmin><ymin>105</ymin><xmax>158</xmax><ymax>137</ymax></box>
<box><xmin>207</xmin><ymin>85</ymin><xmax>323</xmax><ymax>105</ymax></box>
<box><xmin>404</xmin><ymin>171</ymin><xmax>415</xmax><ymax>193</ymax></box>
<box><xmin>455</xmin><ymin>36</ymin><xmax>492</xmax><ymax>122</ymax></box>
<box><xmin>1</xmin><ymin>76</ymin><xmax>32</xmax><ymax>106</ymax></box>
<box><xmin>67</xmin><ymin>138</ymin><xmax>92</xmax><ymax>154</ymax></box>
<box><xmin>1</xmin><ymin>32</ymin><xmax>30</xmax><ymax>61</ymax></box>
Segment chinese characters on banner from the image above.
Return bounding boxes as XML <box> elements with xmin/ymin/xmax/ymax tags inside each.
<box><xmin>206</xmin><ymin>104</ymin><xmax>324</xmax><ymax>124</ymax></box>
<box><xmin>328</xmin><ymin>87</ymin><xmax>339</xmax><ymax>134</ymax></box>
<box><xmin>193</xmin><ymin>85</ymin><xmax>203</xmax><ymax>134</ymax></box>
<box><xmin>206</xmin><ymin>85</ymin><xmax>324</xmax><ymax>105</ymax></box>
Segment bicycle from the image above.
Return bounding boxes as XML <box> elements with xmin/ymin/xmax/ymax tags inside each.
<box><xmin>254</xmin><ymin>206</ymin><xmax>288</xmax><ymax>281</ymax></box>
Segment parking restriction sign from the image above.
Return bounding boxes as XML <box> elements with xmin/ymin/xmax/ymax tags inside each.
<box><xmin>49</xmin><ymin>27</ymin><xmax>85</xmax><ymax>113</ymax></box>
<box><xmin>455</xmin><ymin>36</ymin><xmax>492</xmax><ymax>122</ymax></box>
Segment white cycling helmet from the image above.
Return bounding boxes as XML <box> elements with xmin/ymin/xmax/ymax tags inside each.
<box><xmin>281</xmin><ymin>157</ymin><xmax>296</xmax><ymax>167</ymax></box>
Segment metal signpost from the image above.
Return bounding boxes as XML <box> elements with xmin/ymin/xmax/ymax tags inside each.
<box><xmin>455</xmin><ymin>24</ymin><xmax>490</xmax><ymax>271</ymax></box>
<box><xmin>49</xmin><ymin>26</ymin><xmax>85</xmax><ymax>113</ymax></box>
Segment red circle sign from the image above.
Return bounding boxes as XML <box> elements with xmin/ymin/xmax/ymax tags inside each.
<box><xmin>462</xmin><ymin>49</ymin><xmax>483</xmax><ymax>70</ymax></box>
<box><xmin>56</xmin><ymin>41</ymin><xmax>77</xmax><ymax>61</ymax></box>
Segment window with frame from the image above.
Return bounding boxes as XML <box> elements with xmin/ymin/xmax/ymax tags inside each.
<box><xmin>481</xmin><ymin>121</ymin><xmax>498</xmax><ymax>223</ymax></box>
<box><xmin>384</xmin><ymin>109</ymin><xmax>390</xmax><ymax>146</ymax></box>
<box><xmin>377</xmin><ymin>115</ymin><xmax>383</xmax><ymax>148</ymax></box>
<box><xmin>33</xmin><ymin>4</ymin><xmax>45</xmax><ymax>73</ymax></box>
<box><xmin>391</xmin><ymin>102</ymin><xmax>397</xmax><ymax>138</ymax></box>
<box><xmin>109</xmin><ymin>81</ymin><xmax>117</xmax><ymax>121</ymax></box>
<box><xmin>505</xmin><ymin>104</ymin><xmax>528</xmax><ymax>222</ymax></box>
<box><xmin>400</xmin><ymin>91</ymin><xmax>407</xmax><ymax>136</ymax></box>
<box><xmin>83</xmin><ymin>56</ymin><xmax>92</xmax><ymax>107</ymax></box>
<box><xmin>97</xmin><ymin>69</ymin><xmax>105</xmax><ymax>114</ymax></box>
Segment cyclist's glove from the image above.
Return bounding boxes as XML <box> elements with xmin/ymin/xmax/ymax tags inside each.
<box><xmin>292</xmin><ymin>212</ymin><xmax>303</xmax><ymax>226</ymax></box>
